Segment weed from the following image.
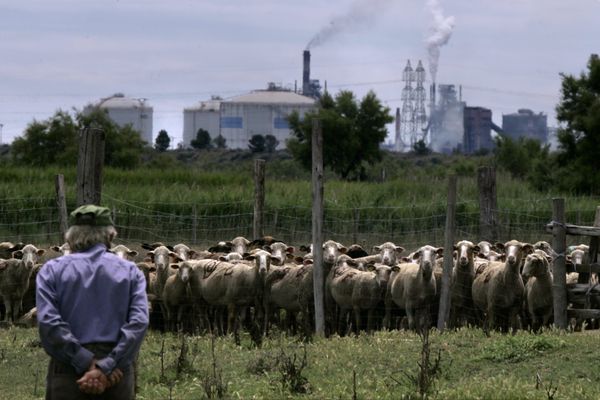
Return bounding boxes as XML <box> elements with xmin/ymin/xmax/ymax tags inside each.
<box><xmin>200</xmin><ymin>335</ymin><xmax>228</xmax><ymax>399</ymax></box>
<box><xmin>536</xmin><ymin>372</ymin><xmax>558</xmax><ymax>400</ymax></box>
<box><xmin>275</xmin><ymin>343</ymin><xmax>310</xmax><ymax>394</ymax></box>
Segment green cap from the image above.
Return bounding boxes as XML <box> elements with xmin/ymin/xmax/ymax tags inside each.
<box><xmin>69</xmin><ymin>205</ymin><xmax>114</xmax><ymax>226</ymax></box>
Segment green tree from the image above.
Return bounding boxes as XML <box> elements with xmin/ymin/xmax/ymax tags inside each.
<box><xmin>213</xmin><ymin>134</ymin><xmax>227</xmax><ymax>149</ymax></box>
<box><xmin>191</xmin><ymin>128</ymin><xmax>212</xmax><ymax>150</ymax></box>
<box><xmin>412</xmin><ymin>139</ymin><xmax>431</xmax><ymax>156</ymax></box>
<box><xmin>265</xmin><ymin>134</ymin><xmax>279</xmax><ymax>153</ymax></box>
<box><xmin>77</xmin><ymin>108</ymin><xmax>147</xmax><ymax>169</ymax></box>
<box><xmin>287</xmin><ymin>90</ymin><xmax>393</xmax><ymax>180</ymax></box>
<box><xmin>555</xmin><ymin>54</ymin><xmax>600</xmax><ymax>193</ymax></box>
<box><xmin>248</xmin><ymin>134</ymin><xmax>265</xmax><ymax>153</ymax></box>
<box><xmin>154</xmin><ymin>129</ymin><xmax>171</xmax><ymax>152</ymax></box>
<box><xmin>494</xmin><ymin>135</ymin><xmax>551</xmax><ymax>181</ymax></box>
<box><xmin>11</xmin><ymin>110</ymin><xmax>79</xmax><ymax>166</ymax></box>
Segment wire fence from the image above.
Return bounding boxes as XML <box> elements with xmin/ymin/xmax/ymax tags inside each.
<box><xmin>0</xmin><ymin>194</ymin><xmax>597</xmax><ymax>252</ymax></box>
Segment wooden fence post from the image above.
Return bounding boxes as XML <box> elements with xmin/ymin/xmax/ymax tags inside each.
<box><xmin>253</xmin><ymin>159</ymin><xmax>265</xmax><ymax>240</ymax></box>
<box><xmin>76</xmin><ymin>126</ymin><xmax>105</xmax><ymax>206</ymax></box>
<box><xmin>55</xmin><ymin>174</ymin><xmax>68</xmax><ymax>243</ymax></box>
<box><xmin>437</xmin><ymin>175</ymin><xmax>457</xmax><ymax>331</ymax></box>
<box><xmin>552</xmin><ymin>198</ymin><xmax>568</xmax><ymax>330</ymax></box>
<box><xmin>312</xmin><ymin>118</ymin><xmax>325</xmax><ymax>336</ymax></box>
<box><xmin>478</xmin><ymin>166</ymin><xmax>498</xmax><ymax>241</ymax></box>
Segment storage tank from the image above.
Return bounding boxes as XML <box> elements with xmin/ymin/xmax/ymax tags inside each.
<box><xmin>86</xmin><ymin>93</ymin><xmax>153</xmax><ymax>145</ymax></box>
<box><xmin>183</xmin><ymin>98</ymin><xmax>222</xmax><ymax>147</ymax></box>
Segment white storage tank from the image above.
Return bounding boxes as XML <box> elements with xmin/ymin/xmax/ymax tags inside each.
<box><xmin>86</xmin><ymin>93</ymin><xmax>153</xmax><ymax>145</ymax></box>
<box><xmin>183</xmin><ymin>98</ymin><xmax>221</xmax><ymax>147</ymax></box>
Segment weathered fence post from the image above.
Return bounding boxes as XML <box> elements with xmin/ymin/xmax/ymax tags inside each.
<box><xmin>312</xmin><ymin>118</ymin><xmax>325</xmax><ymax>336</ymax></box>
<box><xmin>253</xmin><ymin>159</ymin><xmax>265</xmax><ymax>240</ymax></box>
<box><xmin>55</xmin><ymin>174</ymin><xmax>68</xmax><ymax>242</ymax></box>
<box><xmin>552</xmin><ymin>198</ymin><xmax>568</xmax><ymax>330</ymax></box>
<box><xmin>76</xmin><ymin>126</ymin><xmax>105</xmax><ymax>206</ymax></box>
<box><xmin>478</xmin><ymin>166</ymin><xmax>498</xmax><ymax>241</ymax></box>
<box><xmin>437</xmin><ymin>175</ymin><xmax>457</xmax><ymax>331</ymax></box>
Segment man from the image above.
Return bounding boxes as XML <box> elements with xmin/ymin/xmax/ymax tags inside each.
<box><xmin>37</xmin><ymin>204</ymin><xmax>149</xmax><ymax>399</ymax></box>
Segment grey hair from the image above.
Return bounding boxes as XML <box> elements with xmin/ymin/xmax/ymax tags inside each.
<box><xmin>65</xmin><ymin>225</ymin><xmax>117</xmax><ymax>253</ymax></box>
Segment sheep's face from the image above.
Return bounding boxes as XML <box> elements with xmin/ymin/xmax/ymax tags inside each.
<box><xmin>503</xmin><ymin>240</ymin><xmax>533</xmax><ymax>267</ymax></box>
<box><xmin>323</xmin><ymin>240</ymin><xmax>347</xmax><ymax>265</ymax></box>
<box><xmin>373</xmin><ymin>242</ymin><xmax>404</xmax><ymax>266</ymax></box>
<box><xmin>477</xmin><ymin>241</ymin><xmax>494</xmax><ymax>257</ymax></box>
<box><xmin>14</xmin><ymin>244</ymin><xmax>45</xmax><ymax>270</ymax></box>
<box><xmin>522</xmin><ymin>252</ymin><xmax>549</xmax><ymax>279</ymax></box>
<box><xmin>412</xmin><ymin>245</ymin><xmax>443</xmax><ymax>279</ymax></box>
<box><xmin>231</xmin><ymin>236</ymin><xmax>250</xmax><ymax>256</ymax></box>
<box><xmin>371</xmin><ymin>264</ymin><xmax>392</xmax><ymax>288</ymax></box>
<box><xmin>149</xmin><ymin>246</ymin><xmax>177</xmax><ymax>272</ymax></box>
<box><xmin>455</xmin><ymin>241</ymin><xmax>479</xmax><ymax>268</ymax></box>
<box><xmin>177</xmin><ymin>263</ymin><xmax>192</xmax><ymax>284</ymax></box>
<box><xmin>267</xmin><ymin>242</ymin><xmax>293</xmax><ymax>266</ymax></box>
<box><xmin>246</xmin><ymin>249</ymin><xmax>274</xmax><ymax>276</ymax></box>
<box><xmin>110</xmin><ymin>245</ymin><xmax>138</xmax><ymax>260</ymax></box>
<box><xmin>569</xmin><ymin>249</ymin><xmax>586</xmax><ymax>269</ymax></box>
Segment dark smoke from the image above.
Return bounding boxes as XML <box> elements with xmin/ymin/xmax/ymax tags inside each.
<box><xmin>306</xmin><ymin>0</ymin><xmax>393</xmax><ymax>50</ymax></box>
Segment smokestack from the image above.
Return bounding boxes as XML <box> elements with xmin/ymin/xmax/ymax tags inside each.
<box><xmin>303</xmin><ymin>50</ymin><xmax>311</xmax><ymax>96</ymax></box>
<box><xmin>395</xmin><ymin>108</ymin><xmax>401</xmax><ymax>151</ymax></box>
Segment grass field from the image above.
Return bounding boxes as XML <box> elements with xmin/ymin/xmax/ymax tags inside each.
<box><xmin>1</xmin><ymin>326</ymin><xmax>599</xmax><ymax>400</ymax></box>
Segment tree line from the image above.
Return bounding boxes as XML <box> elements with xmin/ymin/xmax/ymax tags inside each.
<box><xmin>1</xmin><ymin>54</ymin><xmax>599</xmax><ymax>193</ymax></box>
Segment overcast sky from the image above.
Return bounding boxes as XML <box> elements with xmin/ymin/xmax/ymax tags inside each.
<box><xmin>0</xmin><ymin>0</ymin><xmax>598</xmax><ymax>146</ymax></box>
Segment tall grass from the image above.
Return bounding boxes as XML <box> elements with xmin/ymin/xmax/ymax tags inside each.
<box><xmin>0</xmin><ymin>164</ymin><xmax>598</xmax><ymax>248</ymax></box>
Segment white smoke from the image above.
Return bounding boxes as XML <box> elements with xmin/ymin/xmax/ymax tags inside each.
<box><xmin>306</xmin><ymin>0</ymin><xmax>393</xmax><ymax>50</ymax></box>
<box><xmin>426</xmin><ymin>0</ymin><xmax>455</xmax><ymax>83</ymax></box>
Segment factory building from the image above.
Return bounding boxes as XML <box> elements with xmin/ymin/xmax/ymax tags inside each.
<box><xmin>429</xmin><ymin>84</ymin><xmax>465</xmax><ymax>153</ymax></box>
<box><xmin>183</xmin><ymin>86</ymin><xmax>316</xmax><ymax>149</ymax></box>
<box><xmin>502</xmin><ymin>109</ymin><xmax>548</xmax><ymax>143</ymax></box>
<box><xmin>463</xmin><ymin>106</ymin><xmax>494</xmax><ymax>154</ymax></box>
<box><xmin>84</xmin><ymin>93</ymin><xmax>153</xmax><ymax>145</ymax></box>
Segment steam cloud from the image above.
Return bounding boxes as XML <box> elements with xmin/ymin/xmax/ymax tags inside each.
<box><xmin>306</xmin><ymin>0</ymin><xmax>393</xmax><ymax>50</ymax></box>
<box><xmin>426</xmin><ymin>0</ymin><xmax>455</xmax><ymax>83</ymax></box>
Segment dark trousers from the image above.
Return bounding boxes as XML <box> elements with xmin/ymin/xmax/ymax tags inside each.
<box><xmin>45</xmin><ymin>343</ymin><xmax>135</xmax><ymax>400</ymax></box>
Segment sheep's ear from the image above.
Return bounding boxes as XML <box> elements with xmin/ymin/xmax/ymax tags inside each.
<box><xmin>303</xmin><ymin>259</ymin><xmax>314</xmax><ymax>265</ymax></box>
<box><xmin>271</xmin><ymin>255</ymin><xmax>283</xmax><ymax>264</ymax></box>
<box><xmin>477</xmin><ymin>252</ymin><xmax>487</xmax><ymax>259</ymax></box>
<box><xmin>495</xmin><ymin>242</ymin><xmax>505</xmax><ymax>251</ymax></box>
<box><xmin>436</xmin><ymin>248</ymin><xmax>444</xmax><ymax>257</ymax></box>
<box><xmin>391</xmin><ymin>265</ymin><xmax>401</xmax><ymax>272</ymax></box>
<box><xmin>373</xmin><ymin>245</ymin><xmax>381</xmax><ymax>253</ymax></box>
<box><xmin>171</xmin><ymin>263</ymin><xmax>180</xmax><ymax>270</ymax></box>
<box><xmin>339</xmin><ymin>246</ymin><xmax>348</xmax><ymax>254</ymax></box>
<box><xmin>36</xmin><ymin>249</ymin><xmax>46</xmax><ymax>257</ymax></box>
<box><xmin>218</xmin><ymin>256</ymin><xmax>227</xmax><ymax>261</ymax></box>
<box><xmin>149</xmin><ymin>266</ymin><xmax>157</xmax><ymax>273</ymax></box>
<box><xmin>128</xmin><ymin>250</ymin><xmax>138</xmax><ymax>258</ymax></box>
<box><xmin>263</xmin><ymin>245</ymin><xmax>272</xmax><ymax>251</ymax></box>
<box><xmin>472</xmin><ymin>245</ymin><xmax>480</xmax><ymax>254</ymax></box>
<box><xmin>13</xmin><ymin>250</ymin><xmax>24</xmax><ymax>259</ymax></box>
<box><xmin>244</xmin><ymin>254</ymin><xmax>256</xmax><ymax>261</ymax></box>
<box><xmin>395</xmin><ymin>246</ymin><xmax>405</xmax><ymax>255</ymax></box>
<box><xmin>51</xmin><ymin>245</ymin><xmax>61</xmax><ymax>252</ymax></box>
<box><xmin>401</xmin><ymin>256</ymin><xmax>410</xmax><ymax>263</ymax></box>
<box><xmin>286</xmin><ymin>246</ymin><xmax>295</xmax><ymax>254</ymax></box>
<box><xmin>294</xmin><ymin>256</ymin><xmax>304</xmax><ymax>264</ymax></box>
<box><xmin>411</xmin><ymin>251</ymin><xmax>420</xmax><ymax>261</ymax></box>
<box><xmin>366</xmin><ymin>263</ymin><xmax>376</xmax><ymax>272</ymax></box>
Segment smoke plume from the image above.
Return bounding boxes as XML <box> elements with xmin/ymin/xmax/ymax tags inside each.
<box><xmin>306</xmin><ymin>0</ymin><xmax>393</xmax><ymax>50</ymax></box>
<box><xmin>426</xmin><ymin>0</ymin><xmax>455</xmax><ymax>83</ymax></box>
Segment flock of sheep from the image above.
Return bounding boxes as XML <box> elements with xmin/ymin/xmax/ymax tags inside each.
<box><xmin>0</xmin><ymin>237</ymin><xmax>592</xmax><ymax>341</ymax></box>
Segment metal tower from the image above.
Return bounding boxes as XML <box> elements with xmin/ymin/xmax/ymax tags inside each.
<box><xmin>396</xmin><ymin>60</ymin><xmax>427</xmax><ymax>151</ymax></box>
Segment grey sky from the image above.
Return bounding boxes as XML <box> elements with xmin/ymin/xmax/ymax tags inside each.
<box><xmin>0</xmin><ymin>0</ymin><xmax>598</xmax><ymax>146</ymax></box>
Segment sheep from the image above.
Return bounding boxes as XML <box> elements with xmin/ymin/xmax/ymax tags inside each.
<box><xmin>346</xmin><ymin>244</ymin><xmax>369</xmax><ymax>259</ymax></box>
<box><xmin>0</xmin><ymin>244</ymin><xmax>45</xmax><ymax>322</ymax></box>
<box><xmin>193</xmin><ymin>249</ymin><xmax>277</xmax><ymax>343</ymax></box>
<box><xmin>522</xmin><ymin>250</ymin><xmax>553</xmax><ymax>332</ymax></box>
<box><xmin>389</xmin><ymin>245</ymin><xmax>443</xmax><ymax>332</ymax></box>
<box><xmin>0</xmin><ymin>242</ymin><xmax>24</xmax><ymax>260</ymax></box>
<box><xmin>330</xmin><ymin>255</ymin><xmax>392</xmax><ymax>334</ymax></box>
<box><xmin>372</xmin><ymin>242</ymin><xmax>405</xmax><ymax>267</ymax></box>
<box><xmin>472</xmin><ymin>240</ymin><xmax>533</xmax><ymax>333</ymax></box>
<box><xmin>50</xmin><ymin>243</ymin><xmax>71</xmax><ymax>256</ymax></box>
<box><xmin>263</xmin><ymin>241</ymin><xmax>295</xmax><ymax>266</ymax></box>
<box><xmin>449</xmin><ymin>240</ymin><xmax>480</xmax><ymax>328</ymax></box>
<box><xmin>110</xmin><ymin>244</ymin><xmax>138</xmax><ymax>261</ymax></box>
<box><xmin>146</xmin><ymin>245</ymin><xmax>182</xmax><ymax>324</ymax></box>
<box><xmin>162</xmin><ymin>262</ymin><xmax>193</xmax><ymax>332</ymax></box>
<box><xmin>171</xmin><ymin>243</ymin><xmax>199</xmax><ymax>261</ymax></box>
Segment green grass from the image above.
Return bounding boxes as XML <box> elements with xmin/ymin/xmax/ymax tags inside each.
<box><xmin>1</xmin><ymin>327</ymin><xmax>599</xmax><ymax>399</ymax></box>
<box><xmin>1</xmin><ymin>153</ymin><xmax>600</xmax><ymax>249</ymax></box>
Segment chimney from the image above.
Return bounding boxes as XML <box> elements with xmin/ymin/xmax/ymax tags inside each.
<box><xmin>395</xmin><ymin>107</ymin><xmax>401</xmax><ymax>151</ymax></box>
<box><xmin>303</xmin><ymin>50</ymin><xmax>311</xmax><ymax>96</ymax></box>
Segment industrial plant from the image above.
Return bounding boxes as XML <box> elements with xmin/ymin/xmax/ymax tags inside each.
<box><xmin>83</xmin><ymin>93</ymin><xmax>154</xmax><ymax>145</ymax></box>
<box><xmin>82</xmin><ymin>51</ymin><xmax>549</xmax><ymax>154</ymax></box>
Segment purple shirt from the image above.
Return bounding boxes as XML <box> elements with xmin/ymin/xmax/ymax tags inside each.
<box><xmin>36</xmin><ymin>244</ymin><xmax>148</xmax><ymax>375</ymax></box>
